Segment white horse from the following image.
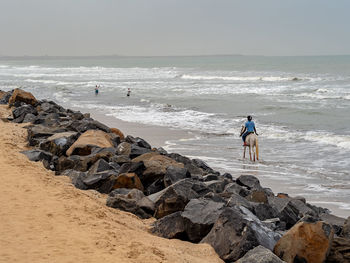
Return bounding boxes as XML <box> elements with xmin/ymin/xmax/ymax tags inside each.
<box><xmin>240</xmin><ymin>126</ymin><xmax>259</xmax><ymax>162</ymax></box>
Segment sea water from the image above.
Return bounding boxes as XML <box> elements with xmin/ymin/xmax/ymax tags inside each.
<box><xmin>1</xmin><ymin>55</ymin><xmax>349</xmax><ymax>216</ymax></box>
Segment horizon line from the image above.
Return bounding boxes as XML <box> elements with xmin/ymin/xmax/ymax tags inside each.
<box><xmin>1</xmin><ymin>53</ymin><xmax>350</xmax><ymax>59</ymax></box>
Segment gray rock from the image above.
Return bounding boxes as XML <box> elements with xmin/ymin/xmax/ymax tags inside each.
<box><xmin>164</xmin><ymin>166</ymin><xmax>189</xmax><ymax>187</ymax></box>
<box><xmin>148</xmin><ymin>179</ymin><xmax>199</xmax><ymax>219</ymax></box>
<box><xmin>39</xmin><ymin>131</ymin><xmax>78</xmax><ymax>156</ymax></box>
<box><xmin>236</xmin><ymin>174</ymin><xmax>262</xmax><ymax>190</ymax></box>
<box><xmin>235</xmin><ymin>245</ymin><xmax>286</xmax><ymax>263</ymax></box>
<box><xmin>21</xmin><ymin>149</ymin><xmax>53</xmax><ymax>162</ymax></box>
<box><xmin>152</xmin><ymin>212</ymin><xmax>186</xmax><ymax>239</ymax></box>
<box><xmin>320</xmin><ymin>213</ymin><xmax>347</xmax><ymax>236</ymax></box>
<box><xmin>181</xmin><ymin>198</ymin><xmax>225</xmax><ymax>242</ymax></box>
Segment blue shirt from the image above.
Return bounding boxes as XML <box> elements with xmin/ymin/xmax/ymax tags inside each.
<box><xmin>245</xmin><ymin>121</ymin><xmax>255</xmax><ymax>132</ymax></box>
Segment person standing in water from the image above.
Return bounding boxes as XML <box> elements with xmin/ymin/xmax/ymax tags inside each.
<box><xmin>95</xmin><ymin>85</ymin><xmax>99</xmax><ymax>95</ymax></box>
<box><xmin>127</xmin><ymin>88</ymin><xmax>131</xmax><ymax>97</ymax></box>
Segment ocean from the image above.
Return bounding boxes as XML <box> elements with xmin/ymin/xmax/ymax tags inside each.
<box><xmin>1</xmin><ymin>55</ymin><xmax>349</xmax><ymax>217</ymax></box>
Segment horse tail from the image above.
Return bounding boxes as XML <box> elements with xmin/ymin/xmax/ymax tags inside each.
<box><xmin>255</xmin><ymin>138</ymin><xmax>259</xmax><ymax>160</ymax></box>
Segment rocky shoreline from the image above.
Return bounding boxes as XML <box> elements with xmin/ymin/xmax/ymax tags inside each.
<box><xmin>1</xmin><ymin>88</ymin><xmax>349</xmax><ymax>263</ymax></box>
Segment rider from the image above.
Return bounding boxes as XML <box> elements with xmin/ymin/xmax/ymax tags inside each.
<box><xmin>240</xmin><ymin>115</ymin><xmax>258</xmax><ymax>146</ymax></box>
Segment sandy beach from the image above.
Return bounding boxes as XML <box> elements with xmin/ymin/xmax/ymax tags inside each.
<box><xmin>0</xmin><ymin>105</ymin><xmax>223</xmax><ymax>263</ymax></box>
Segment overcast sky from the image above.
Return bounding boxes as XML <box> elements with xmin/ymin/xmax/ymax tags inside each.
<box><xmin>1</xmin><ymin>0</ymin><xmax>350</xmax><ymax>56</ymax></box>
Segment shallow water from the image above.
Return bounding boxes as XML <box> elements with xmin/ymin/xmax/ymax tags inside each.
<box><xmin>1</xmin><ymin>55</ymin><xmax>349</xmax><ymax>217</ymax></box>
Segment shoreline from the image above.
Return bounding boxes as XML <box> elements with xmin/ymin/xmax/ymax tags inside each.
<box><xmin>73</xmin><ymin>106</ymin><xmax>349</xmax><ymax>218</ymax></box>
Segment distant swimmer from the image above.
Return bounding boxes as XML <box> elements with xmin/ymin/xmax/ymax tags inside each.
<box><xmin>127</xmin><ymin>88</ymin><xmax>131</xmax><ymax>97</ymax></box>
<box><xmin>95</xmin><ymin>85</ymin><xmax>99</xmax><ymax>95</ymax></box>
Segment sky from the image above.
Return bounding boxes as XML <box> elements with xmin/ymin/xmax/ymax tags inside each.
<box><xmin>1</xmin><ymin>0</ymin><xmax>350</xmax><ymax>56</ymax></box>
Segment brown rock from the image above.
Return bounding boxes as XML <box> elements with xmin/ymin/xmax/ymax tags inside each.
<box><xmin>246</xmin><ymin>190</ymin><xmax>268</xmax><ymax>203</ymax></box>
<box><xmin>274</xmin><ymin>220</ymin><xmax>334</xmax><ymax>263</ymax></box>
<box><xmin>277</xmin><ymin>193</ymin><xmax>289</xmax><ymax>199</ymax></box>
<box><xmin>110</xmin><ymin>128</ymin><xmax>125</xmax><ymax>140</ymax></box>
<box><xmin>66</xmin><ymin>130</ymin><xmax>114</xmax><ymax>156</ymax></box>
<box><xmin>132</xmin><ymin>152</ymin><xmax>184</xmax><ymax>187</ymax></box>
<box><xmin>112</xmin><ymin>173</ymin><xmax>144</xmax><ymax>191</ymax></box>
<box><xmin>8</xmin><ymin>88</ymin><xmax>38</xmax><ymax>106</ymax></box>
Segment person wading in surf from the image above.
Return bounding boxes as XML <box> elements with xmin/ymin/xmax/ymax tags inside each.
<box><xmin>240</xmin><ymin>115</ymin><xmax>258</xmax><ymax>146</ymax></box>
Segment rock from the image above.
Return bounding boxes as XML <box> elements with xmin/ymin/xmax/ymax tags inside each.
<box><xmin>132</xmin><ymin>152</ymin><xmax>185</xmax><ymax>188</ymax></box>
<box><xmin>87</xmin><ymin>159</ymin><xmax>113</xmax><ymax>175</ymax></box>
<box><xmin>181</xmin><ymin>198</ymin><xmax>225</xmax><ymax>242</ymax></box>
<box><xmin>167</xmin><ymin>153</ymin><xmax>204</xmax><ymax>177</ymax></box>
<box><xmin>203</xmin><ymin>174</ymin><xmax>219</xmax><ymax>181</ymax></box>
<box><xmin>8</xmin><ymin>88</ymin><xmax>38</xmax><ymax>106</ymax></box>
<box><xmin>130</xmin><ymin>144</ymin><xmax>151</xmax><ymax>159</ymax></box>
<box><xmin>66</xmin><ymin>130</ymin><xmax>114</xmax><ymax>156</ymax></box>
<box><xmin>341</xmin><ymin>216</ymin><xmax>350</xmax><ymax>238</ymax></box>
<box><xmin>40</xmin><ymin>131</ymin><xmax>78</xmax><ymax>156</ymax></box>
<box><xmin>253</xmin><ymin>203</ymin><xmax>279</xmax><ymax>221</ymax></box>
<box><xmin>326</xmin><ymin>237</ymin><xmax>350</xmax><ymax>263</ymax></box>
<box><xmin>60</xmin><ymin>169</ymin><xmax>88</xmax><ymax>190</ymax></box>
<box><xmin>106</xmin><ymin>188</ymin><xmax>154</xmax><ymax>219</ymax></box>
<box><xmin>201</xmin><ymin>206</ymin><xmax>281</xmax><ymax>262</ymax></box>
<box><xmin>164</xmin><ymin>166</ymin><xmax>189</xmax><ymax>187</ymax></box>
<box><xmin>225</xmin><ymin>192</ymin><xmax>254</xmax><ymax>211</ymax></box>
<box><xmin>0</xmin><ymin>90</ymin><xmax>12</xmax><ymax>104</ymax></box>
<box><xmin>246</xmin><ymin>190</ymin><xmax>269</xmax><ymax>203</ymax></box>
<box><xmin>27</xmin><ymin>125</ymin><xmax>68</xmax><ymax>146</ymax></box>
<box><xmin>200</xmin><ymin>207</ymin><xmax>260</xmax><ymax>262</ymax></box>
<box><xmin>112</xmin><ymin>173</ymin><xmax>144</xmax><ymax>191</ymax></box>
<box><xmin>204</xmin><ymin>180</ymin><xmax>228</xmax><ymax>193</ymax></box>
<box><xmin>116</xmin><ymin>142</ymin><xmax>131</xmax><ymax>156</ymax></box>
<box><xmin>69</xmin><ymin>119</ymin><xmax>111</xmax><ymax>133</ymax></box>
<box><xmin>274</xmin><ymin>220</ymin><xmax>334</xmax><ymax>263</ymax></box>
<box><xmin>20</xmin><ymin>149</ymin><xmax>53</xmax><ymax>162</ymax></box>
<box><xmin>224</xmin><ymin>182</ymin><xmax>250</xmax><ymax>197</ymax></box>
<box><xmin>22</xmin><ymin>113</ymin><xmax>37</xmax><ymax>123</ymax></box>
<box><xmin>110</xmin><ymin>155</ymin><xmax>130</xmax><ymax>164</ymax></box>
<box><xmin>192</xmin><ymin>158</ymin><xmax>216</xmax><ymax>174</ymax></box>
<box><xmin>236</xmin><ymin>175</ymin><xmax>262</xmax><ymax>190</ymax></box>
<box><xmin>145</xmin><ymin>178</ymin><xmax>165</xmax><ymax>195</ymax></box>
<box><xmin>12</xmin><ymin>104</ymin><xmax>37</xmax><ymax>120</ymax></box>
<box><xmin>320</xmin><ymin>213</ymin><xmax>346</xmax><ymax>236</ymax></box>
<box><xmin>118</xmin><ymin>161</ymin><xmax>145</xmax><ymax>176</ymax></box>
<box><xmin>152</xmin><ymin>211</ymin><xmax>186</xmax><ymax>239</ymax></box>
<box><xmin>110</xmin><ymin>128</ymin><xmax>125</xmax><ymax>140</ymax></box>
<box><xmin>83</xmin><ymin>170</ymin><xmax>117</xmax><ymax>186</ymax></box>
<box><xmin>135</xmin><ymin>137</ymin><xmax>151</xmax><ymax>149</ymax></box>
<box><xmin>268</xmin><ymin>196</ymin><xmax>300</xmax><ymax>229</ymax></box>
<box><xmin>148</xmin><ymin>179</ymin><xmax>198</xmax><ymax>219</ymax></box>
<box><xmin>235</xmin><ymin>245</ymin><xmax>286</xmax><ymax>263</ymax></box>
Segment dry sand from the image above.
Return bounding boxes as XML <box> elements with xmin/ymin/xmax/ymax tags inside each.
<box><xmin>0</xmin><ymin>105</ymin><xmax>223</xmax><ymax>263</ymax></box>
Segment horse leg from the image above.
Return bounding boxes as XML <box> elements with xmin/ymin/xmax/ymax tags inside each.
<box><xmin>253</xmin><ymin>146</ymin><xmax>256</xmax><ymax>162</ymax></box>
<box><xmin>243</xmin><ymin>146</ymin><xmax>246</xmax><ymax>159</ymax></box>
<box><xmin>249</xmin><ymin>146</ymin><xmax>252</xmax><ymax>161</ymax></box>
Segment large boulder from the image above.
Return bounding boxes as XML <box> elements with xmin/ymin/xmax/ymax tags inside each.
<box><xmin>147</xmin><ymin>179</ymin><xmax>198</xmax><ymax>219</ymax></box>
<box><xmin>27</xmin><ymin>125</ymin><xmax>68</xmax><ymax>146</ymax></box>
<box><xmin>12</xmin><ymin>104</ymin><xmax>37</xmax><ymax>123</ymax></box>
<box><xmin>235</xmin><ymin>245</ymin><xmax>286</xmax><ymax>263</ymax></box>
<box><xmin>201</xmin><ymin>206</ymin><xmax>281</xmax><ymax>262</ymax></box>
<box><xmin>152</xmin><ymin>211</ymin><xmax>186</xmax><ymax>239</ymax></box>
<box><xmin>66</xmin><ymin>130</ymin><xmax>114</xmax><ymax>156</ymax></box>
<box><xmin>268</xmin><ymin>196</ymin><xmax>300</xmax><ymax>229</ymax></box>
<box><xmin>181</xmin><ymin>198</ymin><xmax>225</xmax><ymax>242</ymax></box>
<box><xmin>106</xmin><ymin>188</ymin><xmax>154</xmax><ymax>219</ymax></box>
<box><xmin>274</xmin><ymin>219</ymin><xmax>334</xmax><ymax>263</ymax></box>
<box><xmin>236</xmin><ymin>174</ymin><xmax>262</xmax><ymax>190</ymax></box>
<box><xmin>163</xmin><ymin>166</ymin><xmax>189</xmax><ymax>187</ymax></box>
<box><xmin>40</xmin><ymin>131</ymin><xmax>78</xmax><ymax>156</ymax></box>
<box><xmin>132</xmin><ymin>152</ymin><xmax>185</xmax><ymax>188</ymax></box>
<box><xmin>8</xmin><ymin>88</ymin><xmax>38</xmax><ymax>106</ymax></box>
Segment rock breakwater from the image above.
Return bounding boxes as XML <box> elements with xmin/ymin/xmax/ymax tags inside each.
<box><xmin>2</xmin><ymin>88</ymin><xmax>349</xmax><ymax>263</ymax></box>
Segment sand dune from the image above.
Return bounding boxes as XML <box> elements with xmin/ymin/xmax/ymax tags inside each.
<box><xmin>0</xmin><ymin>105</ymin><xmax>223</xmax><ymax>263</ymax></box>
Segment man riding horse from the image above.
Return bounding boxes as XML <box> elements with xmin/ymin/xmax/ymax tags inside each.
<box><xmin>240</xmin><ymin>115</ymin><xmax>258</xmax><ymax>146</ymax></box>
<box><xmin>240</xmin><ymin>115</ymin><xmax>259</xmax><ymax>161</ymax></box>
